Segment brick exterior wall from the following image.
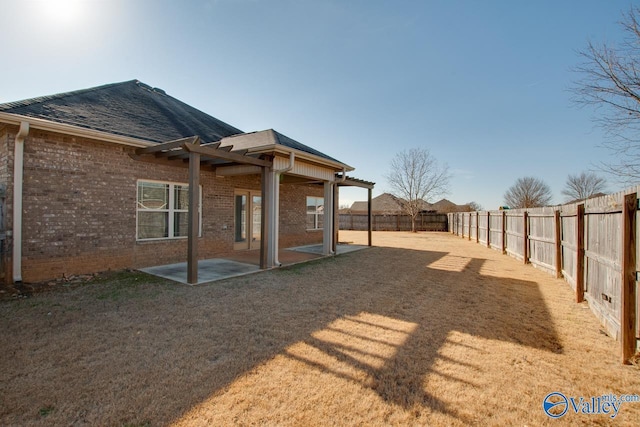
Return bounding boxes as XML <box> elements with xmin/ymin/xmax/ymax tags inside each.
<box><xmin>2</xmin><ymin>128</ymin><xmax>325</xmax><ymax>282</ymax></box>
<box><xmin>0</xmin><ymin>127</ymin><xmax>12</xmax><ymax>283</ymax></box>
<box><xmin>279</xmin><ymin>182</ymin><xmax>324</xmax><ymax>248</ymax></box>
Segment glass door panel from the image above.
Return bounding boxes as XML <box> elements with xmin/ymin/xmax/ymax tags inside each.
<box><xmin>251</xmin><ymin>194</ymin><xmax>261</xmax><ymax>250</ymax></box>
<box><xmin>234</xmin><ymin>191</ymin><xmax>261</xmax><ymax>250</ymax></box>
<box><xmin>234</xmin><ymin>193</ymin><xmax>248</xmax><ymax>249</ymax></box>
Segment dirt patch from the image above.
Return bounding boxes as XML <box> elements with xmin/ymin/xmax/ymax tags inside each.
<box><xmin>0</xmin><ymin>231</ymin><xmax>638</xmax><ymax>426</ymax></box>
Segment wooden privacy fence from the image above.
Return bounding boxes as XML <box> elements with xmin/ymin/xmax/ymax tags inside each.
<box><xmin>448</xmin><ymin>185</ymin><xmax>639</xmax><ymax>364</ymax></box>
<box><xmin>339</xmin><ymin>213</ymin><xmax>448</xmax><ymax>232</ymax></box>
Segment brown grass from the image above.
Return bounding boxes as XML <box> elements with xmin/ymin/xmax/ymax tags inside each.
<box><xmin>1</xmin><ymin>231</ymin><xmax>639</xmax><ymax>426</ymax></box>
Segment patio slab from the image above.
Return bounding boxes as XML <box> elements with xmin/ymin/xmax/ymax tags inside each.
<box><xmin>139</xmin><ymin>258</ymin><xmax>260</xmax><ymax>285</ymax></box>
<box><xmin>139</xmin><ymin>244</ymin><xmax>369</xmax><ymax>285</ymax></box>
<box><xmin>286</xmin><ymin>243</ymin><xmax>369</xmax><ymax>255</ymax></box>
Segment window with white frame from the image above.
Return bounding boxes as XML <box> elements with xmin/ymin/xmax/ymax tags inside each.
<box><xmin>306</xmin><ymin>196</ymin><xmax>324</xmax><ymax>230</ymax></box>
<box><xmin>137</xmin><ymin>180</ymin><xmax>201</xmax><ymax>240</ymax></box>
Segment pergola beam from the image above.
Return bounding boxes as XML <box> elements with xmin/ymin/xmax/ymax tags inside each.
<box><xmin>339</xmin><ymin>177</ymin><xmax>375</xmax><ymax>189</ymax></box>
<box><xmin>135</xmin><ymin>136</ymin><xmax>199</xmax><ymax>155</ymax></box>
<box><xmin>183</xmin><ymin>143</ymin><xmax>272</xmax><ymax>167</ymax></box>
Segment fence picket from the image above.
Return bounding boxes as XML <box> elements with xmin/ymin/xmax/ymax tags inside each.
<box><xmin>446</xmin><ymin>185</ymin><xmax>640</xmax><ymax>362</ymax></box>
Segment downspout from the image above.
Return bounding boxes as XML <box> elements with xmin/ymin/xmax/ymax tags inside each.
<box><xmin>323</xmin><ymin>168</ymin><xmax>347</xmax><ymax>256</ymax></box>
<box><xmin>271</xmin><ymin>152</ymin><xmax>295</xmax><ymax>266</ymax></box>
<box><xmin>274</xmin><ymin>152</ymin><xmax>295</xmax><ymax>174</ymax></box>
<box><xmin>13</xmin><ymin>121</ymin><xmax>29</xmax><ymax>283</ymax></box>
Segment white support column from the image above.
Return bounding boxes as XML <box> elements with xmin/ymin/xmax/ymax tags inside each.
<box><xmin>265</xmin><ymin>168</ymin><xmax>279</xmax><ymax>268</ymax></box>
<box><xmin>323</xmin><ymin>181</ymin><xmax>334</xmax><ymax>255</ymax></box>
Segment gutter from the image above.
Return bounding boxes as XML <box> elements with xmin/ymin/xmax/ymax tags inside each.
<box><xmin>13</xmin><ymin>121</ymin><xmax>29</xmax><ymax>283</ymax></box>
<box><xmin>247</xmin><ymin>144</ymin><xmax>354</xmax><ymax>173</ymax></box>
<box><xmin>335</xmin><ymin>167</ymin><xmax>347</xmax><ymax>183</ymax></box>
<box><xmin>0</xmin><ymin>112</ymin><xmax>153</xmax><ymax>148</ymax></box>
<box><xmin>273</xmin><ymin>151</ymin><xmax>295</xmax><ymax>173</ymax></box>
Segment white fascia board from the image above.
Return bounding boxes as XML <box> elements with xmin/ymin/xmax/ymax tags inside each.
<box><xmin>247</xmin><ymin>144</ymin><xmax>355</xmax><ymax>172</ymax></box>
<box><xmin>0</xmin><ymin>112</ymin><xmax>155</xmax><ymax>148</ymax></box>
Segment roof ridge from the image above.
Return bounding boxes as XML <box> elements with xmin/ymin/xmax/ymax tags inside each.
<box><xmin>0</xmin><ymin>79</ymin><xmax>140</xmax><ymax>111</ymax></box>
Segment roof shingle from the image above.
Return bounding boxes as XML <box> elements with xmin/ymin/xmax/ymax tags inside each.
<box><xmin>0</xmin><ymin>80</ymin><xmax>243</xmax><ymax>143</ymax></box>
<box><xmin>0</xmin><ymin>80</ymin><xmax>345</xmax><ymax>165</ymax></box>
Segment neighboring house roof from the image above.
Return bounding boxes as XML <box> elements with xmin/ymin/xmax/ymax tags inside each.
<box><xmin>348</xmin><ymin>194</ymin><xmax>471</xmax><ymax>214</ymax></box>
<box><xmin>0</xmin><ymin>79</ymin><xmax>343</xmax><ymax>165</ymax></box>
<box><xmin>430</xmin><ymin>199</ymin><xmax>471</xmax><ymax>213</ymax></box>
<box><xmin>349</xmin><ymin>193</ymin><xmax>432</xmax><ymax>214</ymax></box>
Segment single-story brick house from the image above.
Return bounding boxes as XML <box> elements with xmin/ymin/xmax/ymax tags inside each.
<box><xmin>0</xmin><ymin>80</ymin><xmax>373</xmax><ymax>284</ymax></box>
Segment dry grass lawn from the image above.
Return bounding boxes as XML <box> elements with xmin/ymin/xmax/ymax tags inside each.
<box><xmin>1</xmin><ymin>231</ymin><xmax>639</xmax><ymax>426</ymax></box>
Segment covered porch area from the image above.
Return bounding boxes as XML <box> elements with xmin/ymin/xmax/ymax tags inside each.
<box><xmin>133</xmin><ymin>131</ymin><xmax>374</xmax><ymax>284</ymax></box>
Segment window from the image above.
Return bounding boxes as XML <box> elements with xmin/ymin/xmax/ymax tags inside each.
<box><xmin>306</xmin><ymin>196</ymin><xmax>324</xmax><ymax>230</ymax></box>
<box><xmin>137</xmin><ymin>180</ymin><xmax>201</xmax><ymax>240</ymax></box>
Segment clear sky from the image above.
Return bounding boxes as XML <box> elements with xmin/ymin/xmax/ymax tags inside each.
<box><xmin>0</xmin><ymin>0</ymin><xmax>634</xmax><ymax>209</ymax></box>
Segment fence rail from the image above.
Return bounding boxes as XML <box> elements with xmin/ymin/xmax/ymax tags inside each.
<box><xmin>339</xmin><ymin>212</ymin><xmax>448</xmax><ymax>232</ymax></box>
<box><xmin>448</xmin><ymin>185</ymin><xmax>639</xmax><ymax>364</ymax></box>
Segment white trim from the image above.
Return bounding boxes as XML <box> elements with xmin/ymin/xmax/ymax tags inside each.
<box><xmin>306</xmin><ymin>196</ymin><xmax>324</xmax><ymax>231</ymax></box>
<box><xmin>136</xmin><ymin>179</ymin><xmax>202</xmax><ymax>241</ymax></box>
<box><xmin>0</xmin><ymin>112</ymin><xmax>154</xmax><ymax>148</ymax></box>
<box><xmin>248</xmin><ymin>145</ymin><xmax>354</xmax><ymax>172</ymax></box>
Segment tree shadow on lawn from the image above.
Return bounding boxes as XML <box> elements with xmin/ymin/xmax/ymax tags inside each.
<box><xmin>0</xmin><ymin>247</ymin><xmax>562</xmax><ymax>425</ymax></box>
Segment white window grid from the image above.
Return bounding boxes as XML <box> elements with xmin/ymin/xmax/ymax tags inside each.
<box><xmin>136</xmin><ymin>180</ymin><xmax>202</xmax><ymax>241</ymax></box>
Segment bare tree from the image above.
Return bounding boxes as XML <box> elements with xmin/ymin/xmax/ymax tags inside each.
<box><xmin>572</xmin><ymin>7</ymin><xmax>640</xmax><ymax>181</ymax></box>
<box><xmin>467</xmin><ymin>201</ymin><xmax>483</xmax><ymax>212</ymax></box>
<box><xmin>561</xmin><ymin>171</ymin><xmax>607</xmax><ymax>201</ymax></box>
<box><xmin>385</xmin><ymin>148</ymin><xmax>450</xmax><ymax>232</ymax></box>
<box><xmin>504</xmin><ymin>177</ymin><xmax>553</xmax><ymax>209</ymax></box>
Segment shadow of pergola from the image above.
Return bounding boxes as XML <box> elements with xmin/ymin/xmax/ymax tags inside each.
<box><xmin>0</xmin><ymin>243</ymin><xmax>562</xmax><ymax>426</ymax></box>
<box><xmin>168</xmin><ymin>246</ymin><xmax>561</xmax><ymax>424</ymax></box>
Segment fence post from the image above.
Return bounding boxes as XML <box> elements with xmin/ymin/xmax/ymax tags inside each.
<box><xmin>523</xmin><ymin>211</ymin><xmax>529</xmax><ymax>264</ymax></box>
<box><xmin>501</xmin><ymin>210</ymin><xmax>506</xmax><ymax>254</ymax></box>
<box><xmin>487</xmin><ymin>211</ymin><xmax>491</xmax><ymax>248</ymax></box>
<box><xmin>576</xmin><ymin>204</ymin><xmax>585</xmax><ymax>303</ymax></box>
<box><xmin>622</xmin><ymin>193</ymin><xmax>637</xmax><ymax>364</ymax></box>
<box><xmin>476</xmin><ymin>211</ymin><xmax>479</xmax><ymax>243</ymax></box>
<box><xmin>468</xmin><ymin>212</ymin><xmax>472</xmax><ymax>240</ymax></box>
<box><xmin>367</xmin><ymin>188</ymin><xmax>372</xmax><ymax>246</ymax></box>
<box><xmin>554</xmin><ymin>210</ymin><xmax>562</xmax><ymax>279</ymax></box>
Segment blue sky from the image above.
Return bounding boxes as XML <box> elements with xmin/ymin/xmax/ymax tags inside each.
<box><xmin>0</xmin><ymin>0</ymin><xmax>633</xmax><ymax>209</ymax></box>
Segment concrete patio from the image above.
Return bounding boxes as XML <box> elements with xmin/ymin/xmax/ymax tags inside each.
<box><xmin>139</xmin><ymin>243</ymin><xmax>369</xmax><ymax>285</ymax></box>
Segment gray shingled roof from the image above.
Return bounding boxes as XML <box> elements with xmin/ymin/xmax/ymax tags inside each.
<box><xmin>0</xmin><ymin>80</ymin><xmax>343</xmax><ymax>164</ymax></box>
<box><xmin>0</xmin><ymin>80</ymin><xmax>243</xmax><ymax>143</ymax></box>
<box><xmin>271</xmin><ymin>130</ymin><xmax>341</xmax><ymax>164</ymax></box>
